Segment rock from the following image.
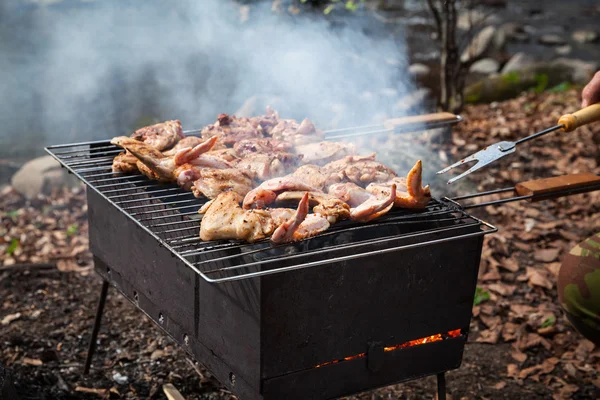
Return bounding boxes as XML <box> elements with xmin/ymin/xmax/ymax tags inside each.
<box><xmin>555</xmin><ymin>45</ymin><xmax>572</xmax><ymax>56</ymax></box>
<box><xmin>502</xmin><ymin>23</ymin><xmax>529</xmax><ymax>42</ymax></box>
<box><xmin>470</xmin><ymin>58</ymin><xmax>500</xmax><ymax>74</ymax></box>
<box><xmin>538</xmin><ymin>34</ymin><xmax>566</xmax><ymax>46</ymax></box>
<box><xmin>572</xmin><ymin>29</ymin><xmax>598</xmax><ymax>44</ymax></box>
<box><xmin>534</xmin><ymin>248</ymin><xmax>560</xmax><ymax>263</ymax></box>
<box><xmin>551</xmin><ymin>58</ymin><xmax>598</xmax><ymax>84</ymax></box>
<box><xmin>461</xmin><ymin>26</ymin><xmax>505</xmax><ymax>64</ymax></box>
<box><xmin>11</xmin><ymin>156</ymin><xmax>80</xmax><ymax>199</ymax></box>
<box><xmin>457</xmin><ymin>10</ymin><xmax>500</xmax><ymax>31</ymax></box>
<box><xmin>408</xmin><ymin>63</ymin><xmax>431</xmax><ymax>80</ymax></box>
<box><xmin>112</xmin><ymin>372</ymin><xmax>128</xmax><ymax>385</ymax></box>
<box><xmin>465</xmin><ymin>58</ymin><xmax>596</xmax><ymax>104</ymax></box>
<box><xmin>501</xmin><ymin>52</ymin><xmax>535</xmax><ymax>74</ymax></box>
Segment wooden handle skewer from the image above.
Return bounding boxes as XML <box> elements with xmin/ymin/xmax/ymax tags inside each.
<box><xmin>558</xmin><ymin>103</ymin><xmax>600</xmax><ymax>132</ymax></box>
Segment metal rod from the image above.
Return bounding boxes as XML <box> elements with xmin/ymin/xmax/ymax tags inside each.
<box><xmin>437</xmin><ymin>373</ymin><xmax>446</xmax><ymax>400</ymax></box>
<box><xmin>52</xmin><ymin>144</ymin><xmax>117</xmax><ymax>156</ymax></box>
<box><xmin>128</xmin><ymin>203</ymin><xmax>200</xmax><ymax>216</ymax></box>
<box><xmin>84</xmin><ymin>280</ymin><xmax>109</xmax><ymax>375</ymax></box>
<box><xmin>95</xmin><ymin>177</ymin><xmax>151</xmax><ymax>188</ymax></box>
<box><xmin>57</xmin><ymin>149</ymin><xmax>123</xmax><ymax>161</ymax></box>
<box><xmin>107</xmin><ymin>186</ymin><xmax>181</xmax><ymax>199</ymax></box>
<box><xmin>122</xmin><ymin>198</ymin><xmax>198</xmax><ymax>211</ymax></box>
<box><xmin>46</xmin><ymin>139</ymin><xmax>111</xmax><ymax>149</ymax></box>
<box><xmin>90</xmin><ymin>175</ymin><xmax>145</xmax><ymax>184</ymax></box>
<box><xmin>515</xmin><ymin>124</ymin><xmax>563</xmax><ymax>145</ymax></box>
<box><xmin>159</xmin><ymin>225</ymin><xmax>199</xmax><ymax>235</ymax></box>
<box><xmin>138</xmin><ymin>211</ymin><xmax>199</xmax><ymax>223</ymax></box>
<box><xmin>81</xmin><ymin>170</ymin><xmax>126</xmax><ymax>178</ymax></box>
<box><xmin>63</xmin><ymin>156</ymin><xmax>118</xmax><ymax>167</ymax></box>
<box><xmin>451</xmin><ymin>187</ymin><xmax>514</xmax><ymax>201</ymax></box>
<box><xmin>462</xmin><ymin>195</ymin><xmax>532</xmax><ymax>209</ymax></box>
<box><xmin>114</xmin><ymin>191</ymin><xmax>192</xmax><ymax>205</ymax></box>
<box><xmin>199</xmin><ymin>220</ymin><xmax>484</xmax><ymax>272</ymax></box>
<box><xmin>146</xmin><ymin>214</ymin><xmax>200</xmax><ymax>228</ymax></box>
<box><xmin>70</xmin><ymin>164</ymin><xmax>114</xmax><ymax>173</ymax></box>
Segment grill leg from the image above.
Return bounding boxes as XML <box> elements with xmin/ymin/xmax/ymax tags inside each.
<box><xmin>84</xmin><ymin>280</ymin><xmax>109</xmax><ymax>375</ymax></box>
<box><xmin>437</xmin><ymin>372</ymin><xmax>446</xmax><ymax>400</ymax></box>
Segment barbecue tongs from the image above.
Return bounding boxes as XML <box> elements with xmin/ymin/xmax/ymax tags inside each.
<box><xmin>437</xmin><ymin>104</ymin><xmax>600</xmax><ymax>184</ymax></box>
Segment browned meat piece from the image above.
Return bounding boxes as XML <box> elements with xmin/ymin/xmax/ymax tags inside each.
<box><xmin>205</xmin><ymin>148</ymin><xmax>239</xmax><ymax>163</ymax></box>
<box><xmin>271</xmin><ymin>193</ymin><xmax>330</xmax><ymax>244</ymax></box>
<box><xmin>328</xmin><ymin>182</ymin><xmax>397</xmax><ymax>222</ymax></box>
<box><xmin>270</xmin><ymin>118</ymin><xmax>324</xmax><ymax>145</ymax></box>
<box><xmin>235</xmin><ymin>152</ymin><xmax>302</xmax><ymax>181</ymax></box>
<box><xmin>276</xmin><ymin>191</ymin><xmax>350</xmax><ymax>224</ymax></box>
<box><xmin>112</xmin><ymin>151</ymin><xmax>139</xmax><ymax>173</ymax></box>
<box><xmin>366</xmin><ymin>160</ymin><xmax>431</xmax><ymax>209</ymax></box>
<box><xmin>295</xmin><ymin>141</ymin><xmax>356</xmax><ymax>165</ymax></box>
<box><xmin>201</xmin><ymin>113</ymin><xmax>265</xmax><ymax>146</ymax></box>
<box><xmin>322</xmin><ymin>153</ymin><xmax>397</xmax><ymax>186</ymax></box>
<box><xmin>162</xmin><ymin>136</ymin><xmax>222</xmax><ymax>157</ymax></box>
<box><xmin>190</xmin><ymin>168</ymin><xmax>254</xmax><ymax>199</ymax></box>
<box><xmin>290</xmin><ymin>164</ymin><xmax>332</xmax><ymax>190</ymax></box>
<box><xmin>131</xmin><ymin>120</ymin><xmax>184</xmax><ymax>151</ymax></box>
<box><xmin>243</xmin><ymin>176</ymin><xmax>321</xmax><ymax>209</ymax></box>
<box><xmin>110</xmin><ymin>136</ymin><xmax>219</xmax><ymax>185</ymax></box>
<box><xmin>200</xmin><ymin>191</ymin><xmax>276</xmax><ymax>242</ymax></box>
<box><xmin>233</xmin><ymin>138</ymin><xmax>294</xmax><ymax>157</ymax></box>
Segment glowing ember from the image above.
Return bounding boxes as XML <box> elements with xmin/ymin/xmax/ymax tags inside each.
<box><xmin>314</xmin><ymin>329</ymin><xmax>462</xmax><ymax>369</ymax></box>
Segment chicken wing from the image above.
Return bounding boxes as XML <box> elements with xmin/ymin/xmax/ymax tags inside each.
<box><xmin>243</xmin><ymin>176</ymin><xmax>321</xmax><ymax>209</ymax></box>
<box><xmin>275</xmin><ymin>191</ymin><xmax>350</xmax><ymax>224</ymax></box>
<box><xmin>328</xmin><ymin>182</ymin><xmax>397</xmax><ymax>222</ymax></box>
<box><xmin>295</xmin><ymin>141</ymin><xmax>356</xmax><ymax>165</ymax></box>
<box><xmin>366</xmin><ymin>160</ymin><xmax>431</xmax><ymax>209</ymax></box>
<box><xmin>131</xmin><ymin>120</ymin><xmax>184</xmax><ymax>151</ymax></box>
<box><xmin>190</xmin><ymin>168</ymin><xmax>254</xmax><ymax>199</ymax></box>
<box><xmin>271</xmin><ymin>193</ymin><xmax>330</xmax><ymax>244</ymax></box>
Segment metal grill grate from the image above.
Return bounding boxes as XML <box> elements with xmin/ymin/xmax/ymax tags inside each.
<box><xmin>45</xmin><ymin>138</ymin><xmax>496</xmax><ymax>283</ymax></box>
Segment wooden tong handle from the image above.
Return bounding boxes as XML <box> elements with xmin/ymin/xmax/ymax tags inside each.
<box><xmin>558</xmin><ymin>104</ymin><xmax>600</xmax><ymax>132</ymax></box>
<box><xmin>515</xmin><ymin>173</ymin><xmax>600</xmax><ymax>202</ymax></box>
<box><xmin>384</xmin><ymin>112</ymin><xmax>459</xmax><ymax>130</ymax></box>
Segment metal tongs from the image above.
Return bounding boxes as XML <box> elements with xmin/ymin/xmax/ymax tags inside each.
<box><xmin>437</xmin><ymin>104</ymin><xmax>600</xmax><ymax>184</ymax></box>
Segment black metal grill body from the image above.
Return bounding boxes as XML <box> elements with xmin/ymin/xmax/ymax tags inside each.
<box><xmin>47</xmin><ymin>140</ymin><xmax>494</xmax><ymax>400</ymax></box>
<box><xmin>87</xmin><ymin>192</ymin><xmax>484</xmax><ymax>400</ymax></box>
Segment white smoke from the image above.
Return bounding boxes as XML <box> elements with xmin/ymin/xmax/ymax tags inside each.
<box><xmin>0</xmin><ymin>0</ymin><xmax>421</xmax><ymax>159</ymax></box>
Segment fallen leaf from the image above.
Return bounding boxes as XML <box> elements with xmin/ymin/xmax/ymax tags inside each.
<box><xmin>527</xmin><ymin>268</ymin><xmax>553</xmax><ymax>290</ymax></box>
<box><xmin>500</xmin><ymin>257</ymin><xmax>520</xmax><ymax>272</ymax></box>
<box><xmin>476</xmin><ymin>329</ymin><xmax>499</xmax><ymax>344</ymax></box>
<box><xmin>75</xmin><ymin>386</ymin><xmax>109</xmax><ymax>396</ymax></box>
<box><xmin>507</xmin><ymin>363</ymin><xmax>519</xmax><ymax>378</ymax></box>
<box><xmin>545</xmin><ymin>262</ymin><xmax>561</xmax><ymax>278</ymax></box>
<box><xmin>534</xmin><ymin>248</ymin><xmax>560</xmax><ymax>263</ymax></box>
<box><xmin>487</xmin><ymin>282</ymin><xmax>517</xmax><ymax>296</ymax></box>
<box><xmin>511</xmin><ymin>350</ymin><xmax>528</xmax><ymax>363</ymax></box>
<box><xmin>493</xmin><ymin>381</ymin><xmax>507</xmax><ymax>390</ymax></box>
<box><xmin>22</xmin><ymin>357</ymin><xmax>42</xmax><ymax>366</ymax></box>
<box><xmin>519</xmin><ymin>364</ymin><xmax>542</xmax><ymax>379</ymax></box>
<box><xmin>1</xmin><ymin>312</ymin><xmax>21</xmax><ymax>326</ymax></box>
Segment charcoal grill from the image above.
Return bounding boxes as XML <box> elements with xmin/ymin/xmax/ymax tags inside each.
<box><xmin>45</xmin><ymin>129</ymin><xmax>497</xmax><ymax>400</ymax></box>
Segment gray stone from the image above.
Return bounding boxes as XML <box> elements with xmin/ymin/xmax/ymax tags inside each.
<box><xmin>502</xmin><ymin>23</ymin><xmax>528</xmax><ymax>42</ymax></box>
<box><xmin>11</xmin><ymin>156</ymin><xmax>80</xmax><ymax>199</ymax></box>
<box><xmin>408</xmin><ymin>63</ymin><xmax>431</xmax><ymax>79</ymax></box>
<box><xmin>572</xmin><ymin>30</ymin><xmax>598</xmax><ymax>44</ymax></box>
<box><xmin>501</xmin><ymin>52</ymin><xmax>535</xmax><ymax>74</ymax></box>
<box><xmin>470</xmin><ymin>58</ymin><xmax>499</xmax><ymax>74</ymax></box>
<box><xmin>555</xmin><ymin>45</ymin><xmax>572</xmax><ymax>56</ymax></box>
<box><xmin>461</xmin><ymin>26</ymin><xmax>504</xmax><ymax>64</ymax></box>
<box><xmin>551</xmin><ymin>58</ymin><xmax>598</xmax><ymax>84</ymax></box>
<box><xmin>457</xmin><ymin>10</ymin><xmax>500</xmax><ymax>31</ymax></box>
<box><xmin>538</xmin><ymin>34</ymin><xmax>566</xmax><ymax>46</ymax></box>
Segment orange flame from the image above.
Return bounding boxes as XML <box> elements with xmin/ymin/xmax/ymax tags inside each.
<box><xmin>314</xmin><ymin>329</ymin><xmax>462</xmax><ymax>368</ymax></box>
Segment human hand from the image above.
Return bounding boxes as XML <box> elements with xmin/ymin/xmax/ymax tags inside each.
<box><xmin>582</xmin><ymin>71</ymin><xmax>600</xmax><ymax>108</ymax></box>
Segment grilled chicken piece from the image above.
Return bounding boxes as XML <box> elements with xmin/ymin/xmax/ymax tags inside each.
<box><xmin>112</xmin><ymin>151</ymin><xmax>140</xmax><ymax>173</ymax></box>
<box><xmin>276</xmin><ymin>191</ymin><xmax>350</xmax><ymax>224</ymax></box>
<box><xmin>271</xmin><ymin>193</ymin><xmax>330</xmax><ymax>244</ymax></box>
<box><xmin>111</xmin><ymin>136</ymin><xmax>218</xmax><ymax>184</ymax></box>
<box><xmin>290</xmin><ymin>164</ymin><xmax>332</xmax><ymax>190</ymax></box>
<box><xmin>366</xmin><ymin>160</ymin><xmax>431</xmax><ymax>209</ymax></box>
<box><xmin>233</xmin><ymin>138</ymin><xmax>294</xmax><ymax>157</ymax></box>
<box><xmin>328</xmin><ymin>182</ymin><xmax>397</xmax><ymax>222</ymax></box>
<box><xmin>131</xmin><ymin>120</ymin><xmax>184</xmax><ymax>151</ymax></box>
<box><xmin>162</xmin><ymin>136</ymin><xmax>217</xmax><ymax>157</ymax></box>
<box><xmin>322</xmin><ymin>153</ymin><xmax>397</xmax><ymax>186</ymax></box>
<box><xmin>243</xmin><ymin>176</ymin><xmax>321</xmax><ymax>209</ymax></box>
<box><xmin>200</xmin><ymin>192</ymin><xmax>276</xmax><ymax>242</ymax></box>
<box><xmin>295</xmin><ymin>141</ymin><xmax>356</xmax><ymax>165</ymax></box>
<box><xmin>236</xmin><ymin>152</ymin><xmax>302</xmax><ymax>181</ymax></box>
<box><xmin>270</xmin><ymin>118</ymin><xmax>324</xmax><ymax>145</ymax></box>
<box><xmin>201</xmin><ymin>113</ymin><xmax>266</xmax><ymax>146</ymax></box>
<box><xmin>190</xmin><ymin>168</ymin><xmax>254</xmax><ymax>199</ymax></box>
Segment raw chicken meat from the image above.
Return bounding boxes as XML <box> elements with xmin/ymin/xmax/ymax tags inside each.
<box><xmin>366</xmin><ymin>160</ymin><xmax>431</xmax><ymax>209</ymax></box>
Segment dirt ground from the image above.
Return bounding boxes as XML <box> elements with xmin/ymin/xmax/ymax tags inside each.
<box><xmin>1</xmin><ymin>90</ymin><xmax>600</xmax><ymax>399</ymax></box>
